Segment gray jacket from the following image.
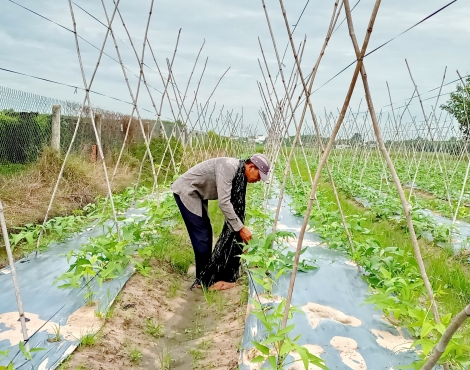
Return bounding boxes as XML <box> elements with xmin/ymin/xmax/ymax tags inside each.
<box><xmin>170</xmin><ymin>157</ymin><xmax>244</xmax><ymax>231</ymax></box>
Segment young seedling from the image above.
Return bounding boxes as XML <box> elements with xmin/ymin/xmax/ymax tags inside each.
<box><xmin>79</xmin><ymin>333</ymin><xmax>96</xmax><ymax>347</ymax></box>
<box><xmin>156</xmin><ymin>346</ymin><xmax>173</xmax><ymax>370</ymax></box>
<box><xmin>189</xmin><ymin>347</ymin><xmax>203</xmax><ymax>367</ymax></box>
<box><xmin>129</xmin><ymin>347</ymin><xmax>142</xmax><ymax>363</ymax></box>
<box><xmin>167</xmin><ymin>278</ymin><xmax>181</xmax><ymax>298</ymax></box>
<box><xmin>0</xmin><ymin>349</ymin><xmax>14</xmax><ymax>370</ymax></box>
<box><xmin>144</xmin><ymin>318</ymin><xmax>164</xmax><ymax>338</ymax></box>
<box><xmin>96</xmin><ymin>305</ymin><xmax>114</xmax><ymax>320</ymax></box>
<box><xmin>47</xmin><ymin>323</ymin><xmax>62</xmax><ymax>343</ymax></box>
<box><xmin>84</xmin><ymin>285</ymin><xmax>97</xmax><ymax>307</ymax></box>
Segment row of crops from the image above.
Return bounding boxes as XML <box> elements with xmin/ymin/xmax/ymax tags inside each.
<box><xmin>273</xmin><ymin>144</ymin><xmax>470</xmax><ymax>368</ymax></box>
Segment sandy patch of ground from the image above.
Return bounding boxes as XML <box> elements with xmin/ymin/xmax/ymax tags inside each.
<box><xmin>330</xmin><ymin>336</ymin><xmax>367</xmax><ymax>369</ymax></box>
<box><xmin>370</xmin><ymin>329</ymin><xmax>413</xmax><ymax>353</ymax></box>
<box><xmin>59</xmin><ymin>261</ymin><xmax>246</xmax><ymax>370</ymax></box>
<box><xmin>0</xmin><ymin>305</ymin><xmax>103</xmax><ymax>347</ymax></box>
<box><xmin>302</xmin><ymin>302</ymin><xmax>362</xmax><ymax>329</ymax></box>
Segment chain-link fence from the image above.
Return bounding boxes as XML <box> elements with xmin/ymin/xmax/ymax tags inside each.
<box><xmin>0</xmin><ymin>86</ymin><xmax>186</xmax><ymax>164</ymax></box>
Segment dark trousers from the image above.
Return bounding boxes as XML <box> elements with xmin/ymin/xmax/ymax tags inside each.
<box><xmin>173</xmin><ymin>194</ymin><xmax>212</xmax><ymax>281</ymax></box>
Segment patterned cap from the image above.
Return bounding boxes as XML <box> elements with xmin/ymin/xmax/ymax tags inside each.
<box><xmin>250</xmin><ymin>153</ymin><xmax>270</xmax><ymax>182</ymax></box>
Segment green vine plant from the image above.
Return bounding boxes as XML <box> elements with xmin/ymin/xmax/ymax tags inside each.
<box><xmin>240</xmin><ymin>233</ymin><xmax>325</xmax><ymax>369</ymax></box>
<box><xmin>240</xmin><ymin>183</ymin><xmax>326</xmax><ymax>370</ymax></box>
<box><xmin>7</xmin><ymin>185</ymin><xmax>147</xmax><ymax>259</ymax></box>
<box><xmin>0</xmin><ymin>350</ymin><xmax>13</xmax><ymax>370</ymax></box>
<box><xmin>284</xmin><ymin>176</ymin><xmax>470</xmax><ymax>369</ymax></box>
<box><xmin>249</xmin><ymin>300</ymin><xmax>327</xmax><ymax>369</ymax></box>
<box><xmin>55</xmin><ymin>191</ymin><xmax>180</xmax><ymax>298</ymax></box>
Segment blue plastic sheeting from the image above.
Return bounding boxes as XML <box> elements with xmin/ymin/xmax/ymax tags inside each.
<box><xmin>419</xmin><ymin>209</ymin><xmax>470</xmax><ymax>252</ymax></box>
<box><xmin>354</xmin><ymin>191</ymin><xmax>470</xmax><ymax>254</ymax></box>
<box><xmin>239</xmin><ymin>194</ymin><xmax>422</xmax><ymax>369</ymax></box>
<box><xmin>0</xmin><ymin>206</ymin><xmax>147</xmax><ymax>369</ymax></box>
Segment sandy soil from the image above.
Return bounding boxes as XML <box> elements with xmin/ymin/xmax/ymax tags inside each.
<box><xmin>0</xmin><ymin>306</ymin><xmax>103</xmax><ymax>347</ymax></box>
<box><xmin>330</xmin><ymin>336</ymin><xmax>367</xmax><ymax>370</ymax></box>
<box><xmin>301</xmin><ymin>302</ymin><xmax>362</xmax><ymax>329</ymax></box>
<box><xmin>60</xmin><ymin>262</ymin><xmax>247</xmax><ymax>370</ymax></box>
<box><xmin>370</xmin><ymin>329</ymin><xmax>413</xmax><ymax>353</ymax></box>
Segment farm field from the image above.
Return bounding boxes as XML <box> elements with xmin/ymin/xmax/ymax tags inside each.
<box><xmin>284</xmin><ymin>151</ymin><xmax>470</xmax><ymax>368</ymax></box>
<box><xmin>1</xmin><ymin>0</ymin><xmax>470</xmax><ymax>369</ymax></box>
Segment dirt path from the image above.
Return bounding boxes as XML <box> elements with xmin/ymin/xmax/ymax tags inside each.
<box><xmin>60</xmin><ymin>261</ymin><xmax>247</xmax><ymax>370</ymax></box>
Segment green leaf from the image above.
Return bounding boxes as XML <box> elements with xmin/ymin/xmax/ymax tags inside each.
<box><xmin>19</xmin><ymin>341</ymin><xmax>32</xmax><ymax>360</ymax></box>
<box><xmin>29</xmin><ymin>347</ymin><xmax>45</xmax><ymax>353</ymax></box>
<box><xmin>412</xmin><ymin>338</ymin><xmax>435</xmax><ymax>355</ymax></box>
<box><xmin>280</xmin><ymin>341</ymin><xmax>293</xmax><ymax>356</ymax></box>
<box><xmin>275</xmin><ymin>268</ymin><xmax>286</xmax><ymax>279</ymax></box>
<box><xmin>420</xmin><ymin>322</ymin><xmax>434</xmax><ymax>338</ymax></box>
<box><xmin>262</xmin><ymin>335</ymin><xmax>284</xmax><ymax>345</ymax></box>
<box><xmin>277</xmin><ymin>324</ymin><xmax>295</xmax><ymax>336</ymax></box>
<box><xmin>250</xmin><ymin>355</ymin><xmax>265</xmax><ymax>363</ymax></box>
<box><xmin>267</xmin><ymin>355</ymin><xmax>277</xmax><ymax>369</ymax></box>
<box><xmin>435</xmin><ymin>323</ymin><xmax>446</xmax><ymax>335</ymax></box>
<box><xmin>296</xmin><ymin>346</ymin><xmax>309</xmax><ymax>370</ymax></box>
<box><xmin>252</xmin><ymin>341</ymin><xmax>270</xmax><ymax>356</ymax></box>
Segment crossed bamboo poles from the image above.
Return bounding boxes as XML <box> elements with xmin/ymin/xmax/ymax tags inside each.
<box><xmin>5</xmin><ymin>0</ymin><xmax>468</xmax><ymax>367</ymax></box>
<box><xmin>259</xmin><ymin>0</ymin><xmax>469</xmax><ymax>367</ymax></box>
<box><xmin>4</xmin><ymin>0</ymin><xmax>254</xmax><ymax>360</ymax></box>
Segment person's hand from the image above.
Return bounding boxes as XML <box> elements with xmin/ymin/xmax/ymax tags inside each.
<box><xmin>239</xmin><ymin>226</ymin><xmax>253</xmax><ymax>245</ymax></box>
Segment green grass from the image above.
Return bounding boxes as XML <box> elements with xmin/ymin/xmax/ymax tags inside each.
<box><xmin>79</xmin><ymin>333</ymin><xmax>96</xmax><ymax>347</ymax></box>
<box><xmin>153</xmin><ymin>227</ymin><xmax>194</xmax><ymax>275</ymax></box>
<box><xmin>125</xmin><ymin>138</ymin><xmax>183</xmax><ymax>186</ymax></box>
<box><xmin>129</xmin><ymin>347</ymin><xmax>143</xmax><ymax>363</ymax></box>
<box><xmin>144</xmin><ymin>318</ymin><xmax>165</xmax><ymax>338</ymax></box>
<box><xmin>0</xmin><ymin>163</ymin><xmax>29</xmax><ymax>176</ymax></box>
<box><xmin>291</xmin><ymin>158</ymin><xmax>470</xmax><ymax>341</ymax></box>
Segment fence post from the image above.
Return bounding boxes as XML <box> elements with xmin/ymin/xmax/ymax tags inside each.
<box><xmin>51</xmin><ymin>104</ymin><xmax>61</xmax><ymax>151</ymax></box>
<box><xmin>94</xmin><ymin>113</ymin><xmax>102</xmax><ymax>144</ymax></box>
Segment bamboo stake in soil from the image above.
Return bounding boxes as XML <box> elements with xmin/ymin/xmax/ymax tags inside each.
<box><xmin>0</xmin><ymin>200</ymin><xmax>30</xmax><ymax>351</ymax></box>
<box><xmin>36</xmin><ymin>0</ymin><xmax>122</xmax><ymax>254</ymax></box>
<box><xmin>343</xmin><ymin>0</ymin><xmax>442</xmax><ymax>326</ymax></box>
<box><xmin>68</xmin><ymin>0</ymin><xmax>121</xmax><ymax>238</ymax></box>
<box><xmin>278</xmin><ymin>0</ymin><xmax>384</xmax><ymax>333</ymax></box>
<box><xmin>276</xmin><ymin>0</ymin><xmax>354</xmax><ymax>254</ymax></box>
<box><xmin>422</xmin><ymin>304</ymin><xmax>470</xmax><ymax>370</ymax></box>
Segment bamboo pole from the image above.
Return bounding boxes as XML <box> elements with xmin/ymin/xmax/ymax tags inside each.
<box><xmin>260</xmin><ymin>0</ymin><xmax>341</xmax><ymax>232</ymax></box>
<box><xmin>0</xmin><ymin>200</ymin><xmax>30</xmax><ymax>351</ymax></box>
<box><xmin>422</xmin><ymin>304</ymin><xmax>470</xmax><ymax>370</ymax></box>
<box><xmin>278</xmin><ymin>0</ymin><xmax>382</xmax><ymax>333</ymax></box>
<box><xmin>342</xmin><ymin>0</ymin><xmax>444</xmax><ymax>332</ymax></box>
<box><xmin>276</xmin><ymin>0</ymin><xmax>354</xmax><ymax>255</ymax></box>
<box><xmin>68</xmin><ymin>0</ymin><xmax>121</xmax><ymax>238</ymax></box>
<box><xmin>37</xmin><ymin>0</ymin><xmax>122</xmax><ymax>254</ymax></box>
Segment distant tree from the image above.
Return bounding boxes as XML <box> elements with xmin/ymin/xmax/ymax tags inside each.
<box><xmin>349</xmin><ymin>132</ymin><xmax>363</xmax><ymax>145</ymax></box>
<box><xmin>441</xmin><ymin>76</ymin><xmax>470</xmax><ymax>140</ymax></box>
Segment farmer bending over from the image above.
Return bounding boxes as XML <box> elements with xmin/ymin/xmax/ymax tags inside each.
<box><xmin>171</xmin><ymin>154</ymin><xmax>270</xmax><ymax>291</ymax></box>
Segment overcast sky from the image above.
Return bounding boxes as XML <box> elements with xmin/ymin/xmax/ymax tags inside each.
<box><xmin>1</xmin><ymin>0</ymin><xmax>468</xmax><ymax>137</ymax></box>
